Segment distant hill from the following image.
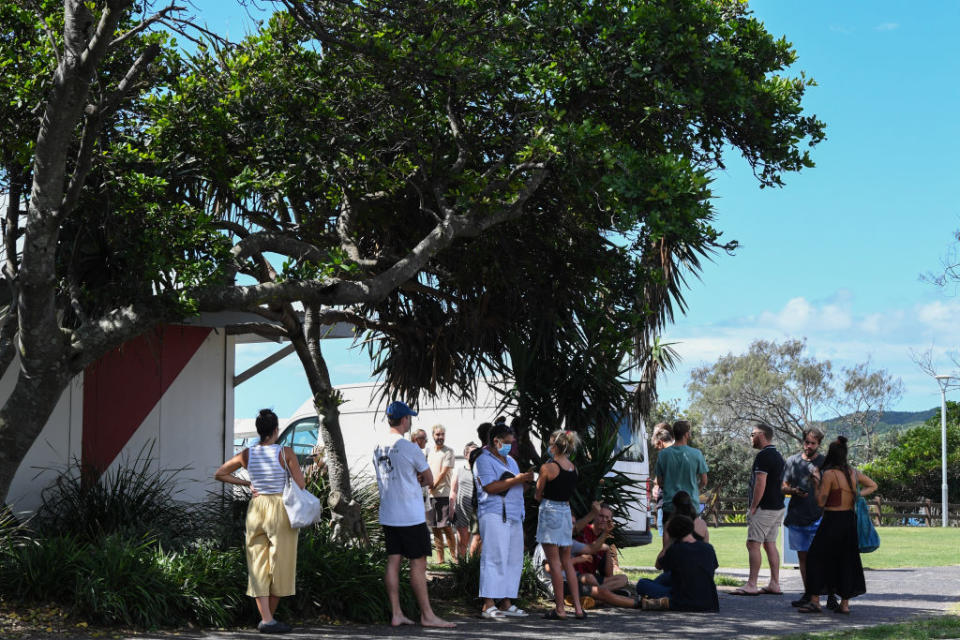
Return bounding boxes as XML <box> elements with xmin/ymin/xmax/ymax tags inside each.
<box><xmin>822</xmin><ymin>408</ymin><xmax>937</xmax><ymax>438</ymax></box>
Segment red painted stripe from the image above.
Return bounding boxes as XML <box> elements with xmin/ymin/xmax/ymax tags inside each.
<box><xmin>82</xmin><ymin>325</ymin><xmax>212</xmax><ymax>474</ymax></box>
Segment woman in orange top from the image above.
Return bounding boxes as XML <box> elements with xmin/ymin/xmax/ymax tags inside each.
<box><xmin>798</xmin><ymin>436</ymin><xmax>877</xmax><ymax>614</ymax></box>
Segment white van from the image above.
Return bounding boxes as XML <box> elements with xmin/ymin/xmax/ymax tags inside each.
<box><xmin>236</xmin><ymin>382</ymin><xmax>652</xmax><ymax>546</ymax></box>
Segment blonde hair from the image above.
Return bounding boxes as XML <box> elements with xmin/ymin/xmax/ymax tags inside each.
<box><xmin>550</xmin><ymin>429</ymin><xmax>581</xmax><ymax>456</ymax></box>
<box><xmin>432</xmin><ymin>424</ymin><xmax>446</xmax><ymax>435</ymax></box>
<box><xmin>651</xmin><ymin>422</ymin><xmax>674</xmax><ymax>446</ymax></box>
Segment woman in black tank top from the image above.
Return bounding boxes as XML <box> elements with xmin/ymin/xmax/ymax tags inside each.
<box><xmin>534</xmin><ymin>430</ymin><xmax>585</xmax><ymax>620</ymax></box>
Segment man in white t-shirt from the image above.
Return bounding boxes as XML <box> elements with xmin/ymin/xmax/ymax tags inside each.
<box><xmin>373</xmin><ymin>401</ymin><xmax>455</xmax><ymax>629</ymax></box>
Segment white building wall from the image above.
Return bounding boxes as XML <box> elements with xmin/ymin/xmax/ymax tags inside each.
<box><xmin>5</xmin><ymin>329</ymin><xmax>234</xmax><ymax>514</ymax></box>
<box><xmin>3</xmin><ymin>362</ymin><xmax>83</xmax><ymax>514</ymax></box>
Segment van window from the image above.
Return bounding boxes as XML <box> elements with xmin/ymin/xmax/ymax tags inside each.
<box><xmin>615</xmin><ymin>417</ymin><xmax>645</xmax><ymax>463</ymax></box>
<box><xmin>280</xmin><ymin>417</ymin><xmax>320</xmax><ymax>461</ymax></box>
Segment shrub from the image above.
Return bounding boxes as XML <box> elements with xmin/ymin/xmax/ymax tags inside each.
<box><xmin>74</xmin><ymin>534</ymin><xmax>174</xmax><ymax>627</ymax></box>
<box><xmin>0</xmin><ymin>460</ymin><xmax>421</xmax><ymax>629</ymax></box>
<box><xmin>161</xmin><ymin>541</ymin><xmax>252</xmax><ymax>627</ymax></box>
<box><xmin>35</xmin><ymin>444</ymin><xmax>197</xmax><ymax>546</ymax></box>
<box><xmin>0</xmin><ymin>534</ymin><xmax>84</xmax><ymax>603</ymax></box>
<box><xmin>288</xmin><ymin>526</ymin><xmax>415</xmax><ymax>624</ymax></box>
<box><xmin>0</xmin><ymin>505</ymin><xmax>30</xmax><ymax>553</ymax></box>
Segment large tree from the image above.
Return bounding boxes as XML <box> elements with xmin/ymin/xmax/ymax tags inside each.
<box><xmin>1</xmin><ymin>0</ymin><xmax>826</xmax><ymax>519</ymax></box>
<box><xmin>0</xmin><ymin>0</ymin><xmax>233</xmax><ymax>503</ymax></box>
<box><xmin>862</xmin><ymin>402</ymin><xmax>960</xmax><ymax>505</ymax></box>
<box><xmin>688</xmin><ymin>339</ymin><xmax>903</xmax><ymax>454</ymax></box>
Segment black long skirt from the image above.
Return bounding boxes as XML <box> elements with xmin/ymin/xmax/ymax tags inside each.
<box><xmin>805</xmin><ymin>510</ymin><xmax>866</xmax><ymax>599</ymax></box>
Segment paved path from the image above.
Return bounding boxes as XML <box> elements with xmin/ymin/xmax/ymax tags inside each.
<box><xmin>110</xmin><ymin>566</ymin><xmax>960</xmax><ymax>639</ymax></box>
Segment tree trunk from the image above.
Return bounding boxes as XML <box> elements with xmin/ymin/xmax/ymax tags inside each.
<box><xmin>284</xmin><ymin>304</ymin><xmax>366</xmax><ymax>543</ymax></box>
<box><xmin>0</xmin><ymin>368</ymin><xmax>71</xmax><ymax>504</ymax></box>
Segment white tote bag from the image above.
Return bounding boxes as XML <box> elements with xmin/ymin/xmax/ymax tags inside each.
<box><xmin>280</xmin><ymin>449</ymin><xmax>322</xmax><ymax>528</ymax></box>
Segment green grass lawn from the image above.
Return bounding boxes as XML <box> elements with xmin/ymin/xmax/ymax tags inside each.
<box><xmin>765</xmin><ymin>615</ymin><xmax>960</xmax><ymax>640</ymax></box>
<box><xmin>619</xmin><ymin>526</ymin><xmax>960</xmax><ymax>570</ymax></box>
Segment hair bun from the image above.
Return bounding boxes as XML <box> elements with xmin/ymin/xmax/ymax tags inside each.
<box><xmin>837</xmin><ymin>435</ymin><xmax>848</xmax><ymax>444</ymax></box>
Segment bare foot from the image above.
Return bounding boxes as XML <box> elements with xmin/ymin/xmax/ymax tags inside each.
<box><xmin>391</xmin><ymin>614</ymin><xmax>416</xmax><ymax>627</ymax></box>
<box><xmin>421</xmin><ymin>614</ymin><xmax>456</xmax><ymax>628</ymax></box>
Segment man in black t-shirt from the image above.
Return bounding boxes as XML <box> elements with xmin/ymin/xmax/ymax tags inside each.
<box><xmin>732</xmin><ymin>422</ymin><xmax>786</xmax><ymax>596</ymax></box>
<box><xmin>639</xmin><ymin>515</ymin><xmax>719</xmax><ymax>612</ymax></box>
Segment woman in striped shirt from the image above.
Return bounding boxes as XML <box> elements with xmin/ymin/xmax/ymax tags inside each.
<box><xmin>215</xmin><ymin>409</ymin><xmax>306</xmax><ymax>634</ymax></box>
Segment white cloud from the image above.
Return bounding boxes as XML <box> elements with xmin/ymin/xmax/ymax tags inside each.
<box><xmin>875</xmin><ymin>22</ymin><xmax>899</xmax><ymax>31</ymax></box>
<box><xmin>658</xmin><ymin>293</ymin><xmax>960</xmax><ymax>412</ymax></box>
<box><xmin>756</xmin><ymin>296</ymin><xmax>852</xmax><ymax>333</ymax></box>
<box><xmin>916</xmin><ymin>300</ymin><xmax>960</xmax><ymax>334</ymax></box>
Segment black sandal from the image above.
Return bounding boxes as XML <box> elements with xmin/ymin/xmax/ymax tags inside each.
<box><xmin>543</xmin><ymin>610</ymin><xmax>566</xmax><ymax>620</ymax></box>
<box><xmin>575</xmin><ymin>612</ymin><xmax>587</xmax><ymax>620</ymax></box>
<box><xmin>797</xmin><ymin>602</ymin><xmax>822</xmax><ymax>614</ymax></box>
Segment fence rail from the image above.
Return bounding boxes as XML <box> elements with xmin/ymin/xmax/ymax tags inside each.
<box><xmin>699</xmin><ymin>495</ymin><xmax>960</xmax><ymax>527</ymax></box>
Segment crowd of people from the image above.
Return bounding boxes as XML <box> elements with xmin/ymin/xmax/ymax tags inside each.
<box><xmin>213</xmin><ymin>404</ymin><xmax>878</xmax><ymax>633</ymax></box>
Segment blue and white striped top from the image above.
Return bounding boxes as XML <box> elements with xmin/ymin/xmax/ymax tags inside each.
<box><xmin>247</xmin><ymin>444</ymin><xmax>287</xmax><ymax>495</ymax></box>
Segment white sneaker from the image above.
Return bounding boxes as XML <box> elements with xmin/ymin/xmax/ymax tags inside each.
<box><xmin>482</xmin><ymin>607</ymin><xmax>506</xmax><ymax>619</ymax></box>
<box><xmin>499</xmin><ymin>605</ymin><xmax>528</xmax><ymax>617</ymax></box>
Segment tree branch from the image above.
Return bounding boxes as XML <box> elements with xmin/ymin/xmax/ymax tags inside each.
<box><xmin>109</xmin><ymin>2</ymin><xmax>184</xmax><ymax>49</ymax></box>
<box><xmin>62</xmin><ymin>42</ymin><xmax>162</xmax><ymax>215</ymax></box>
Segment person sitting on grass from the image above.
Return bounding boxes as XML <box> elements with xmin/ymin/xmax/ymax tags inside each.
<box><xmin>637</xmin><ymin>515</ymin><xmax>719</xmax><ymax>612</ymax></box>
<box><xmin>534</xmin><ymin>521</ymin><xmax>640</xmax><ymax>611</ymax></box>
<box><xmin>573</xmin><ymin>503</ymin><xmax>629</xmax><ymax>593</ymax></box>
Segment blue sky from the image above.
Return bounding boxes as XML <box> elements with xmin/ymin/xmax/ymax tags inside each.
<box><xmin>190</xmin><ymin>1</ymin><xmax>960</xmax><ymax>419</ymax></box>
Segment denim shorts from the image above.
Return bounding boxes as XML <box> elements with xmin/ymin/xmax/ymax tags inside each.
<box><xmin>787</xmin><ymin>518</ymin><xmax>821</xmax><ymax>552</ymax></box>
<box><xmin>536</xmin><ymin>499</ymin><xmax>573</xmax><ymax>546</ymax></box>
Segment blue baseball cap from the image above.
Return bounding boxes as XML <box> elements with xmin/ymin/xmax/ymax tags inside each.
<box><xmin>386</xmin><ymin>401</ymin><xmax>418</xmax><ymax>419</ymax></box>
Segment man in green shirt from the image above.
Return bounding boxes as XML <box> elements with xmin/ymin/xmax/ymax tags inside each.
<box><xmin>653</xmin><ymin>421</ymin><xmax>708</xmax><ymax>544</ymax></box>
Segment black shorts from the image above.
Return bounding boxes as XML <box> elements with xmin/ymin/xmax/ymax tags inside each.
<box><xmin>383</xmin><ymin>523</ymin><xmax>432</xmax><ymax>559</ymax></box>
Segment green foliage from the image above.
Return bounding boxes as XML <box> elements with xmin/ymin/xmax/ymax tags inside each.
<box><xmin>290</xmin><ymin>527</ymin><xmax>415</xmax><ymax>624</ymax></box>
<box><xmin>35</xmin><ymin>445</ymin><xmax>197</xmax><ymax>547</ymax></box>
<box><xmin>73</xmin><ymin>534</ymin><xmax>175</xmax><ymax>627</ymax></box>
<box><xmin>0</xmin><ymin>534</ymin><xmax>84</xmax><ymax>603</ymax></box>
<box><xmin>0</xmin><ymin>504</ymin><xmax>28</xmax><ymax>553</ymax></box>
<box><xmin>0</xmin><ymin>457</ymin><xmax>411</xmax><ymax>627</ymax></box>
<box><xmin>862</xmin><ymin>402</ymin><xmax>960</xmax><ymax>503</ymax></box>
<box><xmin>159</xmin><ymin>541</ymin><xmax>251</xmax><ymax>628</ymax></box>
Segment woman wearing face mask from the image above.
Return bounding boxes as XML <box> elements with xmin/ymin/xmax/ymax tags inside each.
<box><xmin>474</xmin><ymin>422</ymin><xmax>535</xmax><ymax>618</ymax></box>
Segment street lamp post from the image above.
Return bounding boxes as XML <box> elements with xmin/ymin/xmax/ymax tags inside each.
<box><xmin>935</xmin><ymin>375</ymin><xmax>953</xmax><ymax>528</ymax></box>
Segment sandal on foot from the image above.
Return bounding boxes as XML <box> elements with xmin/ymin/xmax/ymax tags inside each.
<box><xmin>543</xmin><ymin>610</ymin><xmax>566</xmax><ymax>620</ymax></box>
<box><xmin>500</xmin><ymin>605</ymin><xmax>528</xmax><ymax>617</ymax></box>
<box><xmin>575</xmin><ymin>612</ymin><xmax>588</xmax><ymax>620</ymax></box>
<box><xmin>834</xmin><ymin>607</ymin><xmax>851</xmax><ymax>615</ymax></box>
<box><xmin>797</xmin><ymin>603</ymin><xmax>822</xmax><ymax>614</ymax></box>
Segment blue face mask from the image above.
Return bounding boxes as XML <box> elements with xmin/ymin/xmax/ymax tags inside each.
<box><xmin>498</xmin><ymin>443</ymin><xmax>512</xmax><ymax>457</ymax></box>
